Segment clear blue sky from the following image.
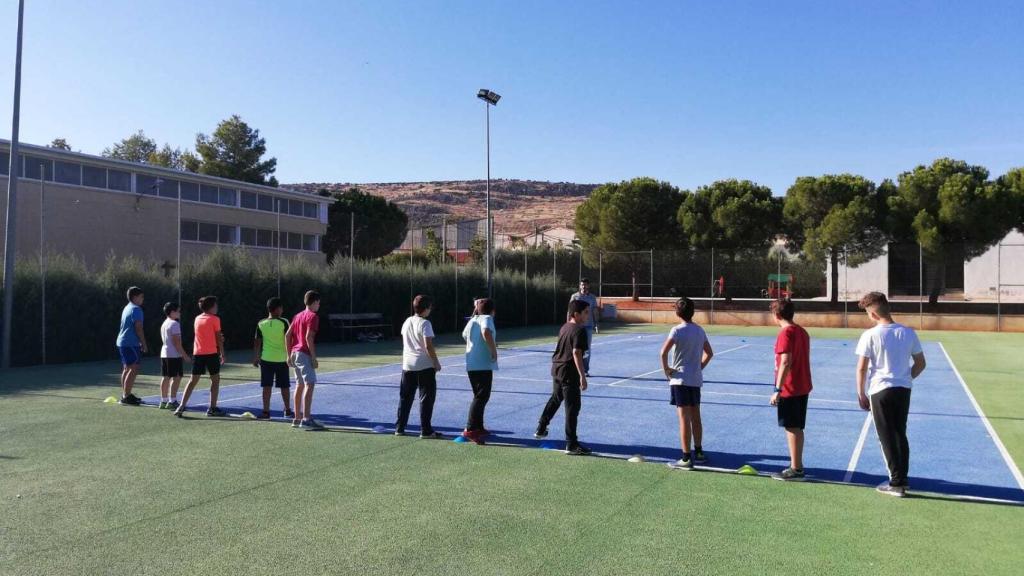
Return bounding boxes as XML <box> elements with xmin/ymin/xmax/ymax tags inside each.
<box><xmin>1</xmin><ymin>0</ymin><xmax>1022</xmax><ymax>194</ymax></box>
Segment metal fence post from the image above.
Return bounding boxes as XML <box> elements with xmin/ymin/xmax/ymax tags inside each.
<box><xmin>650</xmin><ymin>248</ymin><xmax>654</xmax><ymax>324</ymax></box>
<box><xmin>524</xmin><ymin>248</ymin><xmax>528</xmax><ymax>326</ymax></box>
<box><xmin>349</xmin><ymin>212</ymin><xmax>355</xmax><ymax>314</ymax></box>
<box><xmin>553</xmin><ymin>248</ymin><xmax>557</xmax><ymax>324</ymax></box>
<box><xmin>919</xmin><ymin>243</ymin><xmax>924</xmax><ymax>329</ymax></box>
<box><xmin>710</xmin><ymin>247</ymin><xmax>715</xmax><ymax>325</ymax></box>
<box><xmin>39</xmin><ymin>164</ymin><xmax>45</xmax><ymax>364</ymax></box>
<box><xmin>997</xmin><ymin>242</ymin><xmax>1001</xmax><ymax>332</ymax></box>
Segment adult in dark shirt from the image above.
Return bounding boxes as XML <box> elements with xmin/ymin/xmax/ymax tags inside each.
<box><xmin>535</xmin><ymin>299</ymin><xmax>592</xmax><ymax>455</ymax></box>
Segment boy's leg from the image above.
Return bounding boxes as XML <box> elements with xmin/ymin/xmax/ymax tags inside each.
<box><xmin>537</xmin><ymin>379</ymin><xmax>565</xmax><ymax>431</ymax></box>
<box><xmin>208</xmin><ymin>375</ymin><xmax>221</xmax><ymax>410</ymax></box>
<box><xmin>123</xmin><ymin>364</ymin><xmax>139</xmax><ymax>397</ymax></box>
<box><xmin>259</xmin><ymin>362</ymin><xmax>273</xmax><ymax>413</ymax></box>
<box><xmin>677</xmin><ymin>407</ymin><xmax>691</xmax><ymax>454</ymax></box>
<box><xmin>293</xmin><ymin>382</ymin><xmax>305</xmax><ymax>421</ymax></box>
<box><xmin>892</xmin><ymin>388</ymin><xmax>912</xmax><ymax>486</ymax></box>
<box><xmin>870</xmin><ymin>388</ymin><xmax>906</xmax><ymax>486</ymax></box>
<box><xmin>178</xmin><ymin>375</ymin><xmax>201</xmax><ymax>409</ymax></box>
<box><xmin>395</xmin><ymin>371</ymin><xmax>418</xmax><ymax>432</ymax></box>
<box><xmin>786</xmin><ymin>428</ymin><xmax>804</xmax><ymax>470</ymax></box>
<box><xmin>170</xmin><ymin>376</ymin><xmax>181</xmax><ymax>400</ymax></box>
<box><xmin>159</xmin><ymin>377</ymin><xmax>170</xmax><ymax>401</ymax></box>
<box><xmin>261</xmin><ymin>386</ymin><xmax>273</xmax><ymax>413</ymax></box>
<box><xmin>418</xmin><ymin>368</ymin><xmax>438</xmax><ymax>434</ymax></box>
<box><xmin>562</xmin><ymin>382</ymin><xmax>581</xmax><ymax>447</ymax></box>
<box><xmin>301</xmin><ymin>357</ymin><xmax>317</xmax><ymax>419</ymax></box>
<box><xmin>690</xmin><ymin>403</ymin><xmax>703</xmax><ymax>449</ymax></box>
<box><xmin>276</xmin><ymin>363</ymin><xmax>292</xmax><ymax>413</ymax></box>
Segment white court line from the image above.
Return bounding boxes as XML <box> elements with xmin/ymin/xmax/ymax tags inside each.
<box><xmin>606</xmin><ymin>344</ymin><xmax>751</xmax><ymax>388</ymax></box>
<box><xmin>844</xmin><ymin>413</ymin><xmax>874</xmax><ymax>483</ymax></box>
<box><xmin>939</xmin><ymin>342</ymin><xmax>1024</xmax><ymax>491</ymax></box>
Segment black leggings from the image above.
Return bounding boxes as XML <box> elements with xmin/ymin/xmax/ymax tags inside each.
<box><xmin>466</xmin><ymin>370</ymin><xmax>493</xmax><ymax>431</ymax></box>
<box><xmin>396</xmin><ymin>368</ymin><xmax>437</xmax><ymax>434</ymax></box>
<box><xmin>538</xmin><ymin>379</ymin><xmax>582</xmax><ymax>446</ymax></box>
<box><xmin>870</xmin><ymin>387</ymin><xmax>912</xmax><ymax>487</ymax></box>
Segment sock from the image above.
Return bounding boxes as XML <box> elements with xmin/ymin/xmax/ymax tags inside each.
<box><xmin>695</xmin><ymin>445</ymin><xmax>703</xmax><ymax>452</ymax></box>
<box><xmin>683</xmin><ymin>452</ymin><xmax>691</xmax><ymax>459</ymax></box>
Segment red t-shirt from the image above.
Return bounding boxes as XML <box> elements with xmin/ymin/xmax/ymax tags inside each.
<box><xmin>193</xmin><ymin>313</ymin><xmax>222</xmax><ymax>356</ymax></box>
<box><xmin>775</xmin><ymin>324</ymin><xmax>812</xmax><ymax>397</ymax></box>
<box><xmin>290</xmin><ymin>309</ymin><xmax>320</xmax><ymax>355</ymax></box>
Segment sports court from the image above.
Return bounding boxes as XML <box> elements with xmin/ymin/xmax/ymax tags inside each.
<box><xmin>155</xmin><ymin>331</ymin><xmax>1024</xmax><ymax>504</ymax></box>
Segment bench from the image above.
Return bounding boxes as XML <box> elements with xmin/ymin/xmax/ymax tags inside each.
<box><xmin>328</xmin><ymin>313</ymin><xmax>393</xmax><ymax>341</ymax></box>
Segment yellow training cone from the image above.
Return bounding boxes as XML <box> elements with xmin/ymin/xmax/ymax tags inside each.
<box><xmin>103</xmin><ymin>396</ymin><xmax>120</xmax><ymax>404</ymax></box>
<box><xmin>737</xmin><ymin>464</ymin><xmax>759</xmax><ymax>476</ymax></box>
<box><xmin>240</xmin><ymin>411</ymin><xmax>256</xmax><ymax>420</ymax></box>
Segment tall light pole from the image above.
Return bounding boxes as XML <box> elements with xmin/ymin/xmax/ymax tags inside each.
<box><xmin>2</xmin><ymin>0</ymin><xmax>25</xmax><ymax>369</ymax></box>
<box><xmin>477</xmin><ymin>88</ymin><xmax>500</xmax><ymax>298</ymax></box>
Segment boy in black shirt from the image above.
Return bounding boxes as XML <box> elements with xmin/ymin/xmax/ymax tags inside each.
<box><xmin>535</xmin><ymin>299</ymin><xmax>591</xmax><ymax>455</ymax></box>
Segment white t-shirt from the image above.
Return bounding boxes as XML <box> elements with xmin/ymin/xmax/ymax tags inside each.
<box><xmin>667</xmin><ymin>322</ymin><xmax>708</xmax><ymax>387</ymax></box>
<box><xmin>401</xmin><ymin>315</ymin><xmax>436</xmax><ymax>371</ymax></box>
<box><xmin>160</xmin><ymin>318</ymin><xmax>182</xmax><ymax>359</ymax></box>
<box><xmin>855</xmin><ymin>323</ymin><xmax>923</xmax><ymax>395</ymax></box>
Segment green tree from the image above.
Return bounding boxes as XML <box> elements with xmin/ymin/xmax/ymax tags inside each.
<box><xmin>103</xmin><ymin>130</ymin><xmax>158</xmax><ymax>163</ymax></box>
<box><xmin>49</xmin><ymin>138</ymin><xmax>71</xmax><ymax>151</ymax></box>
<box><xmin>783</xmin><ymin>174</ymin><xmax>889</xmax><ymax>303</ymax></box>
<box><xmin>468</xmin><ymin>236</ymin><xmax>487</xmax><ymax>264</ymax></box>
<box><xmin>148</xmin><ymin>144</ymin><xmax>199</xmax><ymax>172</ymax></box>
<box><xmin>424</xmin><ymin>229</ymin><xmax>444</xmax><ymax>264</ymax></box>
<box><xmin>575</xmin><ymin>177</ymin><xmax>684</xmax><ymax>299</ymax></box>
<box><xmin>320</xmin><ymin>188</ymin><xmax>408</xmax><ymax>263</ymax></box>
<box><xmin>195</xmin><ymin>115</ymin><xmax>278</xmax><ymax>186</ymax></box>
<box><xmin>678</xmin><ymin>179</ymin><xmax>781</xmax><ymax>251</ymax></box>
<box><xmin>887</xmin><ymin>158</ymin><xmax>1018</xmax><ymax>304</ymax></box>
<box><xmin>995</xmin><ymin>167</ymin><xmax>1024</xmax><ymax>232</ymax></box>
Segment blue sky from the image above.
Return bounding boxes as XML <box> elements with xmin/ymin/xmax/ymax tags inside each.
<box><xmin>1</xmin><ymin>0</ymin><xmax>1022</xmax><ymax>194</ymax></box>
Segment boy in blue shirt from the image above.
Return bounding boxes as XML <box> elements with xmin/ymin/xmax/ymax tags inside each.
<box><xmin>116</xmin><ymin>286</ymin><xmax>148</xmax><ymax>405</ymax></box>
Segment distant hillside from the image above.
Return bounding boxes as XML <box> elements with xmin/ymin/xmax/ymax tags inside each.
<box><xmin>287</xmin><ymin>180</ymin><xmax>598</xmax><ymax>234</ymax></box>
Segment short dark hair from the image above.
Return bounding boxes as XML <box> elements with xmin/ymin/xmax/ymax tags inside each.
<box><xmin>198</xmin><ymin>295</ymin><xmax>217</xmax><ymax>312</ymax></box>
<box><xmin>127</xmin><ymin>286</ymin><xmax>143</xmax><ymax>301</ymax></box>
<box><xmin>675</xmin><ymin>297</ymin><xmax>694</xmax><ymax>321</ymax></box>
<box><xmin>267</xmin><ymin>297</ymin><xmax>283</xmax><ymax>313</ymax></box>
<box><xmin>568</xmin><ymin>299</ymin><xmax>590</xmax><ymax>317</ymax></box>
<box><xmin>770</xmin><ymin>298</ymin><xmax>794</xmax><ymax>321</ymax></box>
<box><xmin>858</xmin><ymin>291</ymin><xmax>891</xmax><ymax>316</ymax></box>
<box><xmin>304</xmin><ymin>290</ymin><xmax>321</xmax><ymax>306</ymax></box>
<box><xmin>413</xmin><ymin>294</ymin><xmax>433</xmax><ymax>314</ymax></box>
<box><xmin>474</xmin><ymin>297</ymin><xmax>495</xmax><ymax>315</ymax></box>
<box><xmin>580</xmin><ymin>278</ymin><xmax>590</xmax><ymax>284</ymax></box>
<box><xmin>163</xmin><ymin>301</ymin><xmax>179</xmax><ymax>316</ymax></box>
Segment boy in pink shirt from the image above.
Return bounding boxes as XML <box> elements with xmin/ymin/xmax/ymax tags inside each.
<box><xmin>288</xmin><ymin>290</ymin><xmax>323</xmax><ymax>430</ymax></box>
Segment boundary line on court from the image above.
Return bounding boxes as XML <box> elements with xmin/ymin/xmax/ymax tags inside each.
<box><xmin>938</xmin><ymin>342</ymin><xmax>1024</xmax><ymax>491</ymax></box>
<box><xmin>844</xmin><ymin>414</ymin><xmax>873</xmax><ymax>483</ymax></box>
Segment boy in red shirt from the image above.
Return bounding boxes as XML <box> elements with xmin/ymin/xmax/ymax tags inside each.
<box><xmin>768</xmin><ymin>299</ymin><xmax>812</xmax><ymax>481</ymax></box>
<box><xmin>174</xmin><ymin>296</ymin><xmax>227</xmax><ymax>418</ymax></box>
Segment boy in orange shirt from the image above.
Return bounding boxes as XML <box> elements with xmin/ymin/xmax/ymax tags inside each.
<box><xmin>174</xmin><ymin>296</ymin><xmax>227</xmax><ymax>417</ymax></box>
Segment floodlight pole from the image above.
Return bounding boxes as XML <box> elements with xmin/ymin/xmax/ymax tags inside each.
<box><xmin>2</xmin><ymin>0</ymin><xmax>25</xmax><ymax>369</ymax></box>
<box><xmin>485</xmin><ymin>101</ymin><xmax>492</xmax><ymax>298</ymax></box>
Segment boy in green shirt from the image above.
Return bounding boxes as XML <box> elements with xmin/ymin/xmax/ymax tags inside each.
<box><xmin>252</xmin><ymin>297</ymin><xmax>294</xmax><ymax>420</ymax></box>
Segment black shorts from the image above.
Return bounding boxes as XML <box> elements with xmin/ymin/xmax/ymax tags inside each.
<box><xmin>161</xmin><ymin>357</ymin><xmax>184</xmax><ymax>378</ymax></box>
<box><xmin>192</xmin><ymin>353</ymin><xmax>221</xmax><ymax>376</ymax></box>
<box><xmin>260</xmin><ymin>361</ymin><xmax>290</xmax><ymax>388</ymax></box>
<box><xmin>777</xmin><ymin>394</ymin><xmax>809</xmax><ymax>429</ymax></box>
<box><xmin>670</xmin><ymin>385</ymin><xmax>701</xmax><ymax>407</ymax></box>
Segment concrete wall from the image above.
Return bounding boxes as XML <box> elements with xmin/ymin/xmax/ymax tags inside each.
<box><xmin>827</xmin><ymin>247</ymin><xmax>890</xmax><ymax>299</ymax></box>
<box><xmin>964</xmin><ymin>230</ymin><xmax>1024</xmax><ymax>302</ymax></box>
<box><xmin>0</xmin><ymin>175</ymin><xmax>326</xmax><ymax>269</ymax></box>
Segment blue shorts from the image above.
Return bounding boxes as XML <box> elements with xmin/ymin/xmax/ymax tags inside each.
<box><xmin>118</xmin><ymin>345</ymin><xmax>142</xmax><ymax>366</ymax></box>
<box><xmin>670</xmin><ymin>385</ymin><xmax>701</xmax><ymax>407</ymax></box>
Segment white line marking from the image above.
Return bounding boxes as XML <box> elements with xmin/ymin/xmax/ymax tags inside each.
<box><xmin>844</xmin><ymin>413</ymin><xmax>874</xmax><ymax>483</ymax></box>
<box><xmin>939</xmin><ymin>342</ymin><xmax>1024</xmax><ymax>491</ymax></box>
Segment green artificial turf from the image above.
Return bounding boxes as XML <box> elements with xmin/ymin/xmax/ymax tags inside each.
<box><xmin>1</xmin><ymin>324</ymin><xmax>1021</xmax><ymax>576</ymax></box>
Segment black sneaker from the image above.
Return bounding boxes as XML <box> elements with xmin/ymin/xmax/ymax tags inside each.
<box><xmin>876</xmin><ymin>483</ymin><xmax>907</xmax><ymax>498</ymax></box>
<box><xmin>668</xmin><ymin>455</ymin><xmax>693</xmax><ymax>470</ymax></box>
<box><xmin>565</xmin><ymin>444</ymin><xmax>592</xmax><ymax>456</ymax></box>
<box><xmin>257</xmin><ymin>411</ymin><xmax>271</xmax><ymax>420</ymax></box>
<box><xmin>283</xmin><ymin>410</ymin><xmax>295</xmax><ymax>419</ymax></box>
<box><xmin>119</xmin><ymin>395</ymin><xmax>142</xmax><ymax>406</ymax></box>
<box><xmin>534</xmin><ymin>427</ymin><xmax>549</xmax><ymax>439</ymax></box>
<box><xmin>206</xmin><ymin>407</ymin><xmax>227</xmax><ymax>417</ymax></box>
<box><xmin>420</xmin><ymin>431</ymin><xmax>444</xmax><ymax>439</ymax></box>
<box><xmin>394</xmin><ymin>429</ymin><xmax>406</xmax><ymax>436</ymax></box>
<box><xmin>693</xmin><ymin>449</ymin><xmax>707</xmax><ymax>464</ymax></box>
<box><xmin>771</xmin><ymin>467</ymin><xmax>806</xmax><ymax>482</ymax></box>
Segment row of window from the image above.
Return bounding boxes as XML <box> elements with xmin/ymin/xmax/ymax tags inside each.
<box><xmin>180</xmin><ymin>220</ymin><xmax>319</xmax><ymax>252</ymax></box>
<box><xmin>0</xmin><ymin>151</ymin><xmax>320</xmax><ymax>219</ymax></box>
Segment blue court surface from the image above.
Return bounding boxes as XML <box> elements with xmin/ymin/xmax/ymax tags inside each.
<box><xmin>155</xmin><ymin>332</ymin><xmax>1024</xmax><ymax>504</ymax></box>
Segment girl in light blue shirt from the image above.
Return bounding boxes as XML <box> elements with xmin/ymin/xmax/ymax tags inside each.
<box><xmin>461</xmin><ymin>298</ymin><xmax>497</xmax><ymax>443</ymax></box>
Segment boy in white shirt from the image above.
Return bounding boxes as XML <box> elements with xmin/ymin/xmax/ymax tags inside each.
<box><xmin>395</xmin><ymin>295</ymin><xmax>443</xmax><ymax>439</ymax></box>
<box><xmin>159</xmin><ymin>302</ymin><xmax>191</xmax><ymax>409</ymax></box>
<box><xmin>660</xmin><ymin>297</ymin><xmax>714</xmax><ymax>470</ymax></box>
<box><xmin>855</xmin><ymin>292</ymin><xmax>926</xmax><ymax>497</ymax></box>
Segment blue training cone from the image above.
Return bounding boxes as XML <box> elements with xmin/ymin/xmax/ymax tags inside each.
<box><xmin>540</xmin><ymin>441</ymin><xmax>560</xmax><ymax>450</ymax></box>
<box><xmin>371</xmin><ymin>425</ymin><xmax>387</xmax><ymax>434</ymax></box>
<box><xmin>453</xmin><ymin>435</ymin><xmax>468</xmax><ymax>443</ymax></box>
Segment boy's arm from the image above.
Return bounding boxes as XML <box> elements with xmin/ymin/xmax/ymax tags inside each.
<box><xmin>425</xmin><ymin>336</ymin><xmax>441</xmax><ymax>371</ymax></box>
<box><xmin>770</xmin><ymin>352</ymin><xmax>791</xmax><ymax>406</ymax></box>
<box><xmin>573</xmin><ymin>348</ymin><xmax>588</xmax><ymax>390</ymax></box>
<box><xmin>217</xmin><ymin>330</ymin><xmax>226</xmax><ymax>363</ymax></box>
<box><xmin>134</xmin><ymin>318</ymin><xmax>147</xmax><ymax>353</ymax></box>
<box><xmin>483</xmin><ymin>327</ymin><xmax>497</xmax><ymax>362</ymax></box>
<box><xmin>700</xmin><ymin>339</ymin><xmax>714</xmax><ymax>369</ymax></box>
<box><xmin>173</xmin><ymin>333</ymin><xmax>190</xmax><ymax>362</ymax></box>
<box><xmin>285</xmin><ymin>324</ymin><xmax>295</xmax><ymax>366</ymax></box>
<box><xmin>252</xmin><ymin>333</ymin><xmax>262</xmax><ymax>367</ymax></box>
<box><xmin>305</xmin><ymin>327</ymin><xmax>318</xmax><ymax>369</ymax></box>
<box><xmin>911</xmin><ymin>352</ymin><xmax>926</xmax><ymax>379</ymax></box>
<box><xmin>660</xmin><ymin>338</ymin><xmax>674</xmax><ymax>378</ymax></box>
<box><xmin>856</xmin><ymin>356</ymin><xmax>870</xmax><ymax>410</ymax></box>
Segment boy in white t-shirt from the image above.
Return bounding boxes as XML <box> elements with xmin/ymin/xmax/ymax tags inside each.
<box><xmin>395</xmin><ymin>295</ymin><xmax>443</xmax><ymax>439</ymax></box>
<box><xmin>659</xmin><ymin>297</ymin><xmax>714</xmax><ymax>470</ymax></box>
<box><xmin>855</xmin><ymin>292</ymin><xmax>926</xmax><ymax>498</ymax></box>
<box><xmin>159</xmin><ymin>302</ymin><xmax>191</xmax><ymax>409</ymax></box>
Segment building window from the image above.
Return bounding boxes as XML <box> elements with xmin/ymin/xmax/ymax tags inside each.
<box><xmin>107</xmin><ymin>169</ymin><xmax>131</xmax><ymax>192</ymax></box>
<box><xmin>82</xmin><ymin>165</ymin><xmax>106</xmax><ymax>188</ymax></box>
<box><xmin>257</xmin><ymin>228</ymin><xmax>275</xmax><ymax>247</ymax></box>
<box><xmin>23</xmin><ymin>156</ymin><xmax>54</xmax><ymax>181</ymax></box>
<box><xmin>158</xmin><ymin>178</ymin><xmax>179</xmax><ymax>199</ymax></box>
<box><xmin>240</xmin><ymin>227</ymin><xmax>257</xmax><ymax>246</ymax></box>
<box><xmin>218</xmin><ymin>188</ymin><xmax>236</xmax><ymax>207</ymax></box>
<box><xmin>276</xmin><ymin>198</ymin><xmax>288</xmax><ymax>214</ymax></box>
<box><xmin>180</xmin><ymin>220</ymin><xmax>198</xmax><ymax>241</ymax></box>
<box><xmin>137</xmin><ymin>174</ymin><xmax>160</xmax><ymax>195</ymax></box>
<box><xmin>302</xmin><ymin>234</ymin><xmax>317</xmax><ymax>251</ymax></box>
<box><xmin>200</xmin><ymin>184</ymin><xmax>218</xmax><ymax>204</ymax></box>
<box><xmin>240</xmin><ymin>191</ymin><xmax>258</xmax><ymax>209</ymax></box>
<box><xmin>0</xmin><ymin>152</ymin><xmax>8</xmax><ymax>176</ymax></box>
<box><xmin>198</xmin><ymin>222</ymin><xmax>218</xmax><ymax>243</ymax></box>
<box><xmin>288</xmin><ymin>199</ymin><xmax>302</xmax><ymax>216</ymax></box>
<box><xmin>54</xmin><ymin>161</ymin><xmax>81</xmax><ymax>185</ymax></box>
<box><xmin>257</xmin><ymin>194</ymin><xmax>274</xmax><ymax>212</ymax></box>
<box><xmin>286</xmin><ymin>232</ymin><xmax>300</xmax><ymax>250</ymax></box>
<box><xmin>304</xmin><ymin>202</ymin><xmax>318</xmax><ymax>219</ymax></box>
<box><xmin>218</xmin><ymin>224</ymin><xmax>237</xmax><ymax>244</ymax></box>
<box><xmin>180</xmin><ymin>181</ymin><xmax>199</xmax><ymax>201</ymax></box>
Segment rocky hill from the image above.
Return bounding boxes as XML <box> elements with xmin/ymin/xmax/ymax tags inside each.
<box><xmin>286</xmin><ymin>180</ymin><xmax>598</xmax><ymax>234</ymax></box>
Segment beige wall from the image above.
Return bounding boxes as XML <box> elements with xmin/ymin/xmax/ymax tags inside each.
<box><xmin>0</xmin><ymin>175</ymin><xmax>326</xmax><ymax>269</ymax></box>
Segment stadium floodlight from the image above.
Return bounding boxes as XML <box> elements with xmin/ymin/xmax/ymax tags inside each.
<box><xmin>477</xmin><ymin>89</ymin><xmax>501</xmax><ymax>297</ymax></box>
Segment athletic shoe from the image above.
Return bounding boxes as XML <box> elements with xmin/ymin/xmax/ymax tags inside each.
<box><xmin>394</xmin><ymin>429</ymin><xmax>406</xmax><ymax>436</ymax></box>
<box><xmin>668</xmin><ymin>455</ymin><xmax>693</xmax><ymax>470</ymax></box>
<box><xmin>463</xmin><ymin>429</ymin><xmax>485</xmax><ymax>445</ymax></box>
<box><xmin>876</xmin><ymin>483</ymin><xmax>907</xmax><ymax>498</ymax></box>
<box><xmin>172</xmin><ymin>409</ymin><xmax>185</xmax><ymax>418</ymax></box>
<box><xmin>533</xmin><ymin>427</ymin><xmax>549</xmax><ymax>439</ymax></box>
<box><xmin>300</xmin><ymin>418</ymin><xmax>326</xmax><ymax>431</ymax></box>
<box><xmin>119</xmin><ymin>395</ymin><xmax>141</xmax><ymax>406</ymax></box>
<box><xmin>693</xmin><ymin>449</ymin><xmax>707</xmax><ymax>464</ymax></box>
<box><xmin>283</xmin><ymin>410</ymin><xmax>295</xmax><ymax>419</ymax></box>
<box><xmin>166</xmin><ymin>400</ymin><xmax>180</xmax><ymax>410</ymax></box>
<box><xmin>420</xmin><ymin>431</ymin><xmax>444</xmax><ymax>439</ymax></box>
<box><xmin>565</xmin><ymin>444</ymin><xmax>592</xmax><ymax>456</ymax></box>
<box><xmin>257</xmin><ymin>411</ymin><xmax>271</xmax><ymax>420</ymax></box>
<box><xmin>291</xmin><ymin>419</ymin><xmax>301</xmax><ymax>428</ymax></box>
<box><xmin>158</xmin><ymin>401</ymin><xmax>168</xmax><ymax>409</ymax></box>
<box><xmin>206</xmin><ymin>407</ymin><xmax>227</xmax><ymax>417</ymax></box>
<box><xmin>771</xmin><ymin>467</ymin><xmax>806</xmax><ymax>482</ymax></box>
